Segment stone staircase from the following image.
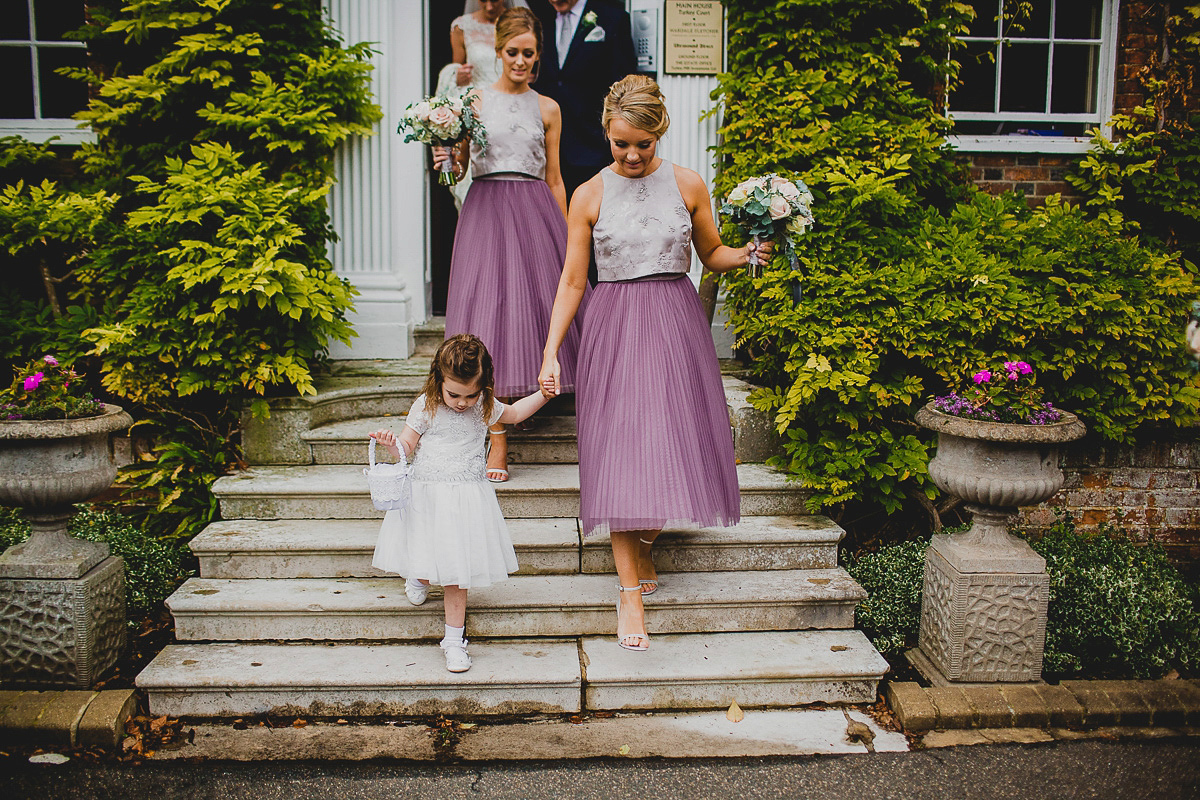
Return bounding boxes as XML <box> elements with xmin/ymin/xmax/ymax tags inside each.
<box><xmin>137</xmin><ymin>319</ymin><xmax>888</xmax><ymax>718</ymax></box>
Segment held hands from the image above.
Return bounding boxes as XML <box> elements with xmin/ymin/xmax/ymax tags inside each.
<box><xmin>369</xmin><ymin>429</ymin><xmax>402</xmax><ymax>461</ymax></box>
<box><xmin>538</xmin><ymin>355</ymin><xmax>561</xmax><ymax>398</ymax></box>
<box><xmin>745</xmin><ymin>238</ymin><xmax>775</xmax><ymax>267</ymax></box>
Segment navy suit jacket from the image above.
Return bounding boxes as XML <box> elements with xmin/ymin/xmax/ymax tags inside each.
<box><xmin>534</xmin><ymin>1</ymin><xmax>637</xmax><ymax>170</ymax></box>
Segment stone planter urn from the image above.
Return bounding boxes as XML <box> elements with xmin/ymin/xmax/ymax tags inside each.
<box><xmin>909</xmin><ymin>405</ymin><xmax>1086</xmax><ymax>685</ymax></box>
<box><xmin>0</xmin><ymin>404</ymin><xmax>133</xmax><ymax>687</ymax></box>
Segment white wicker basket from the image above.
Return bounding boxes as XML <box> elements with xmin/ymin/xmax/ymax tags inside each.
<box><xmin>364</xmin><ymin>437</ymin><xmax>411</xmax><ymax>512</ymax></box>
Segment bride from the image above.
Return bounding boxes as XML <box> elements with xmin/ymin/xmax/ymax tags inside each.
<box><xmin>436</xmin><ymin>0</ymin><xmax>531</xmax><ymax>208</ymax></box>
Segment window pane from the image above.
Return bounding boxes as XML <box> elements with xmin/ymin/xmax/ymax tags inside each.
<box><xmin>999</xmin><ymin>43</ymin><xmax>1049</xmax><ymax>112</ymax></box>
<box><xmin>0</xmin><ymin>47</ymin><xmax>35</xmax><ymax>117</ymax></box>
<box><xmin>1002</xmin><ymin>0</ymin><xmax>1050</xmax><ymax>38</ymax></box>
<box><xmin>951</xmin><ymin>41</ymin><xmax>998</xmax><ymax>112</ymax></box>
<box><xmin>1051</xmin><ymin>43</ymin><xmax>1099</xmax><ymax>113</ymax></box>
<box><xmin>33</xmin><ymin>0</ymin><xmax>85</xmax><ymax>41</ymax></box>
<box><xmin>965</xmin><ymin>0</ymin><xmax>1002</xmax><ymax>38</ymax></box>
<box><xmin>0</xmin><ymin>2</ymin><xmax>32</xmax><ymax>40</ymax></box>
<box><xmin>1055</xmin><ymin>0</ymin><xmax>1102</xmax><ymax>39</ymax></box>
<box><xmin>38</xmin><ymin>45</ymin><xmax>86</xmax><ymax>118</ymax></box>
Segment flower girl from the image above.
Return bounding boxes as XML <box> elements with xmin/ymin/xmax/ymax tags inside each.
<box><xmin>369</xmin><ymin>334</ymin><xmax>551</xmax><ymax>672</ymax></box>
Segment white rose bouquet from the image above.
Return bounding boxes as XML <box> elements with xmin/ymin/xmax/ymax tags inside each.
<box><xmin>720</xmin><ymin>174</ymin><xmax>815</xmax><ymax>282</ymax></box>
<box><xmin>397</xmin><ymin>91</ymin><xmax>488</xmax><ymax>186</ymax></box>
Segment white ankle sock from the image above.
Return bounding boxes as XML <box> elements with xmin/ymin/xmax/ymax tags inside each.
<box><xmin>442</xmin><ymin>624</ymin><xmax>465</xmax><ymax>647</ymax></box>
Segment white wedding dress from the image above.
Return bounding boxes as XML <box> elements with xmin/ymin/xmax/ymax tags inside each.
<box><xmin>436</xmin><ymin>14</ymin><xmax>505</xmax><ymax>208</ymax></box>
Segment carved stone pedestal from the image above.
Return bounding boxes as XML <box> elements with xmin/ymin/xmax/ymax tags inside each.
<box><xmin>911</xmin><ymin>404</ymin><xmax>1085</xmax><ymax>685</ymax></box>
<box><xmin>0</xmin><ymin>556</ymin><xmax>126</xmax><ymax>688</ymax></box>
<box><xmin>910</xmin><ymin>534</ymin><xmax>1048</xmax><ymax>684</ymax></box>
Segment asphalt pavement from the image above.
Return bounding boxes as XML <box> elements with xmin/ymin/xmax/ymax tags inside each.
<box><xmin>3</xmin><ymin>738</ymin><xmax>1198</xmax><ymax>799</ymax></box>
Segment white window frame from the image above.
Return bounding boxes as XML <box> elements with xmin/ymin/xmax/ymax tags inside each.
<box><xmin>0</xmin><ymin>0</ymin><xmax>93</xmax><ymax>144</ymax></box>
<box><xmin>946</xmin><ymin>0</ymin><xmax>1121</xmax><ymax>154</ymax></box>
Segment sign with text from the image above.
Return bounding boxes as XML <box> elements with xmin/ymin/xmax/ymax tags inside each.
<box><xmin>664</xmin><ymin>0</ymin><xmax>724</xmax><ymax>75</ymax></box>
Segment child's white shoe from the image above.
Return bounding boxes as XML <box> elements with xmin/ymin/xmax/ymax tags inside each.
<box><xmin>405</xmin><ymin>578</ymin><xmax>429</xmax><ymax>606</ymax></box>
<box><xmin>441</xmin><ymin>639</ymin><xmax>472</xmax><ymax>673</ymax></box>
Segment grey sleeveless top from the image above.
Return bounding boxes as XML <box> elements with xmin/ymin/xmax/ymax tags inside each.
<box><xmin>470</xmin><ymin>87</ymin><xmax>546</xmax><ymax>180</ymax></box>
<box><xmin>593</xmin><ymin>161</ymin><xmax>693</xmax><ymax>282</ymax></box>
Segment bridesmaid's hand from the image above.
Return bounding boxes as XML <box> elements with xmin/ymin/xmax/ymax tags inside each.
<box><xmin>432</xmin><ymin>146</ymin><xmax>454</xmax><ymax>171</ymax></box>
<box><xmin>746</xmin><ymin>238</ymin><xmax>774</xmax><ymax>265</ymax></box>
<box><xmin>456</xmin><ymin>64</ymin><xmax>474</xmax><ymax>86</ymax></box>
<box><xmin>538</xmin><ymin>355</ymin><xmax>562</xmax><ymax>397</ymax></box>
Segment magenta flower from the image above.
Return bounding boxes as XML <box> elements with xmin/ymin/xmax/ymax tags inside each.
<box><xmin>972</xmin><ymin>370</ymin><xmax>992</xmax><ymax>384</ymax></box>
<box><xmin>42</xmin><ymin>355</ymin><xmax>58</xmax><ymax>366</ymax></box>
<box><xmin>23</xmin><ymin>372</ymin><xmax>44</xmax><ymax>391</ymax></box>
<box><xmin>1003</xmin><ymin>360</ymin><xmax>1032</xmax><ymax>375</ymax></box>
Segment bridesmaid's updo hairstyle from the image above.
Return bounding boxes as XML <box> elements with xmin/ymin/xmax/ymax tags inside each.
<box><xmin>422</xmin><ymin>333</ymin><xmax>495</xmax><ymax>422</ymax></box>
<box><xmin>602</xmin><ymin>75</ymin><xmax>670</xmax><ymax>139</ymax></box>
<box><xmin>494</xmin><ymin>6</ymin><xmax>542</xmax><ymax>55</ymax></box>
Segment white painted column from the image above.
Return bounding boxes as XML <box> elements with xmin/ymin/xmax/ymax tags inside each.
<box><xmin>324</xmin><ymin>0</ymin><xmax>429</xmax><ymax>359</ymax></box>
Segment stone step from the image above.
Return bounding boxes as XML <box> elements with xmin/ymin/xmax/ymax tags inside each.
<box><xmin>412</xmin><ymin>316</ymin><xmax>446</xmax><ymax>356</ymax></box>
<box><xmin>212</xmin><ymin>463</ymin><xmax>811</xmax><ymax>521</ymax></box>
<box><xmin>137</xmin><ymin>639</ymin><xmax>582</xmax><ymax>717</ymax></box>
<box><xmin>189</xmin><ymin>515</ymin><xmax>844</xmax><ymax>580</ymax></box>
<box><xmin>136</xmin><ymin>630</ymin><xmax>888</xmax><ymax>717</ymax></box>
<box><xmin>166</xmin><ymin>569</ymin><xmax>865</xmax><ymax>641</ymax></box>
<box><xmin>304</xmin><ymin>415</ymin><xmax>580</xmax><ymax>466</ymax></box>
<box><xmin>191</xmin><ymin>518</ymin><xmax>581</xmax><ymax>578</ymax></box>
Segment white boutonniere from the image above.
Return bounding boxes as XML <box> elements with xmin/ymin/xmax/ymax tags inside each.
<box><xmin>582</xmin><ymin>10</ymin><xmax>599</xmax><ymax>29</ymax></box>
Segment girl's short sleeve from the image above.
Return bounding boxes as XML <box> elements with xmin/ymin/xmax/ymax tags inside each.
<box><xmin>488</xmin><ymin>400</ymin><xmax>506</xmax><ymax>427</ymax></box>
<box><xmin>405</xmin><ymin>394</ymin><xmax>432</xmax><ymax>434</ymax></box>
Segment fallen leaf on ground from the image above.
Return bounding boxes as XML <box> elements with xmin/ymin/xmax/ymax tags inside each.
<box><xmin>618</xmin><ymin>744</ymin><xmax>630</xmax><ymax>755</ymax></box>
<box><xmin>293</xmin><ymin>719</ymin><xmax>307</xmax><ymax>728</ymax></box>
<box><xmin>727</xmin><ymin>700</ymin><xmax>744</xmax><ymax>723</ymax></box>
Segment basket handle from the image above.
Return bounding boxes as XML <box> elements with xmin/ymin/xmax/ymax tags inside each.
<box><xmin>368</xmin><ymin>436</ymin><xmax>378</xmax><ymax>468</ymax></box>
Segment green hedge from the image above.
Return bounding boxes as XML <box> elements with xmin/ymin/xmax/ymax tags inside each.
<box><xmin>713</xmin><ymin>0</ymin><xmax>1200</xmax><ymax>522</ymax></box>
<box><xmin>0</xmin><ymin>0</ymin><xmax>381</xmax><ymax>541</ymax></box>
<box><xmin>0</xmin><ymin>506</ymin><xmax>194</xmax><ymax>620</ymax></box>
<box><xmin>844</xmin><ymin>518</ymin><xmax>1200</xmax><ymax>679</ymax></box>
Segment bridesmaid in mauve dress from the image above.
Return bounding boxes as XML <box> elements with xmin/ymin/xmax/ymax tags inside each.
<box><xmin>435</xmin><ymin>7</ymin><xmax>588</xmax><ymax>483</ymax></box>
<box><xmin>538</xmin><ymin>75</ymin><xmax>772</xmax><ymax>652</ymax></box>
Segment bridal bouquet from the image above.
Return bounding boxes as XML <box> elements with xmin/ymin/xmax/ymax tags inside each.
<box><xmin>397</xmin><ymin>91</ymin><xmax>488</xmax><ymax>186</ymax></box>
<box><xmin>720</xmin><ymin>174</ymin><xmax>815</xmax><ymax>283</ymax></box>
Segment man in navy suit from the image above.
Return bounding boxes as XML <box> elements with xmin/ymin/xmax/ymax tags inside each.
<box><xmin>533</xmin><ymin>0</ymin><xmax>637</xmax><ymax>204</ymax></box>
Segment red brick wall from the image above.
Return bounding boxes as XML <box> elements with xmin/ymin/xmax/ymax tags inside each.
<box><xmin>1017</xmin><ymin>432</ymin><xmax>1200</xmax><ymax>576</ymax></box>
<box><xmin>959</xmin><ymin>154</ymin><xmax>1085</xmax><ymax>206</ymax></box>
<box><xmin>1114</xmin><ymin>1</ymin><xmax>1166</xmax><ymax>118</ymax></box>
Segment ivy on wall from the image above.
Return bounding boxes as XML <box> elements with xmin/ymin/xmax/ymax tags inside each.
<box><xmin>712</xmin><ymin>0</ymin><xmax>1200</xmax><ymax>533</ymax></box>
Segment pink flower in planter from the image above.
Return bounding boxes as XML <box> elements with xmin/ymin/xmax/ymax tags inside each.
<box><xmin>43</xmin><ymin>355</ymin><xmax>58</xmax><ymax>366</ymax></box>
<box><xmin>23</xmin><ymin>372</ymin><xmax>44</xmax><ymax>391</ymax></box>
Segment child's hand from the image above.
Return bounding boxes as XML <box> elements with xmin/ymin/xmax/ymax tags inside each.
<box><xmin>539</xmin><ymin>376</ymin><xmax>557</xmax><ymax>399</ymax></box>
<box><xmin>369</xmin><ymin>429</ymin><xmax>401</xmax><ymax>461</ymax></box>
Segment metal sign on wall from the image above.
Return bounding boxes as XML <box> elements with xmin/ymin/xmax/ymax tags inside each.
<box><xmin>663</xmin><ymin>0</ymin><xmax>724</xmax><ymax>75</ymax></box>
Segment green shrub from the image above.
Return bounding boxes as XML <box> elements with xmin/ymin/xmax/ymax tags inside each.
<box><xmin>844</xmin><ymin>537</ymin><xmax>927</xmax><ymax>655</ymax></box>
<box><xmin>0</xmin><ymin>0</ymin><xmax>382</xmax><ymax>543</ymax></box>
<box><xmin>713</xmin><ymin>0</ymin><xmax>1200</xmax><ymax>523</ymax></box>
<box><xmin>846</xmin><ymin>518</ymin><xmax>1200</xmax><ymax>678</ymax></box>
<box><xmin>0</xmin><ymin>506</ymin><xmax>194</xmax><ymax>618</ymax></box>
<box><xmin>1030</xmin><ymin>518</ymin><xmax>1200</xmax><ymax>679</ymax></box>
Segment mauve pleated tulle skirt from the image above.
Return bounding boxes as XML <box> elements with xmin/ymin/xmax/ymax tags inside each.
<box><xmin>445</xmin><ymin>176</ymin><xmax>584</xmax><ymax>397</ymax></box>
<box><xmin>576</xmin><ymin>274</ymin><xmax>740</xmax><ymax>537</ymax></box>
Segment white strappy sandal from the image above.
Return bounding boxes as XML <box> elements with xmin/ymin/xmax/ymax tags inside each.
<box><xmin>616</xmin><ymin>585</ymin><xmax>649</xmax><ymax>652</ymax></box>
